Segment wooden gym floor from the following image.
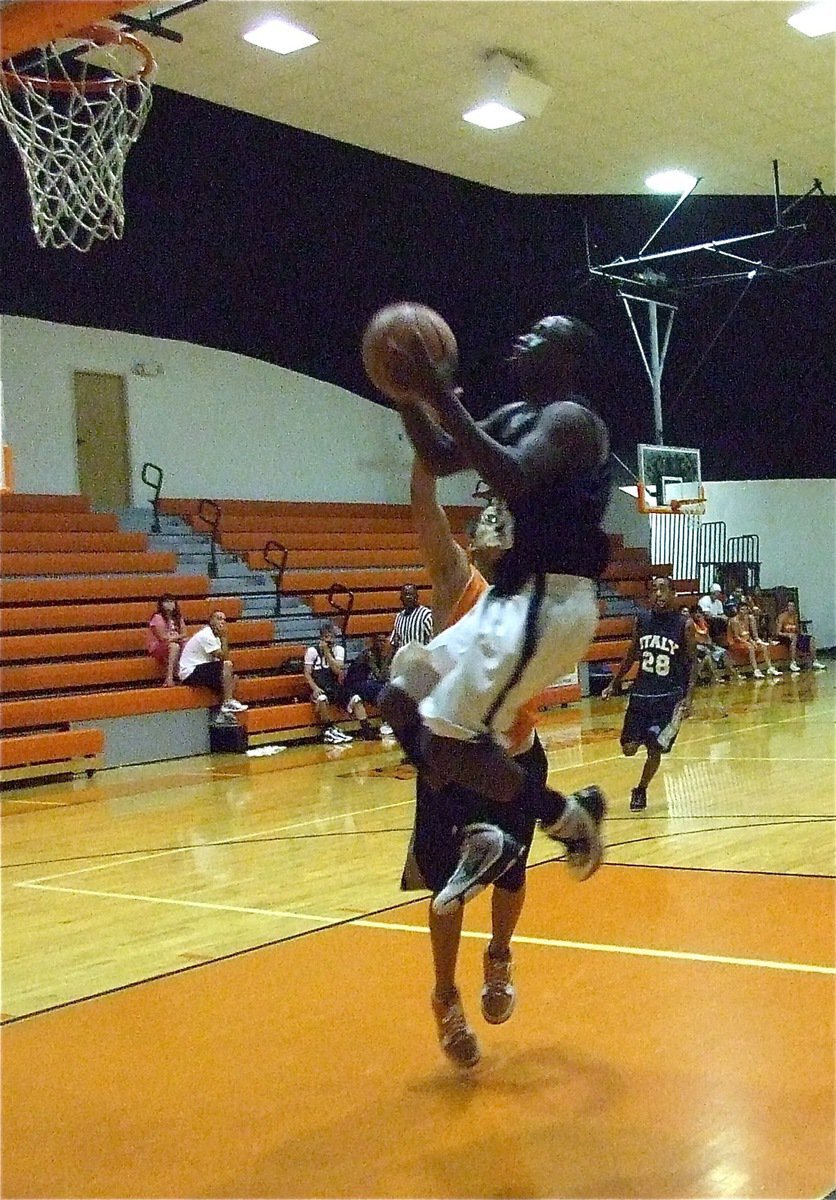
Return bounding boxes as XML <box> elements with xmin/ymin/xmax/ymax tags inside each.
<box><xmin>2</xmin><ymin>668</ymin><xmax>834</xmax><ymax>1199</ymax></box>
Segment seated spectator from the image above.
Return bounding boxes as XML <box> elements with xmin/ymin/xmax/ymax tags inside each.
<box><xmin>390</xmin><ymin>584</ymin><xmax>433</xmax><ymax>653</ymax></box>
<box><xmin>690</xmin><ymin>606</ymin><xmax>741</xmax><ymax>683</ymax></box>
<box><xmin>698</xmin><ymin>583</ymin><xmax>729</xmax><ymax>642</ymax></box>
<box><xmin>743</xmin><ymin>585</ymin><xmax>767</xmax><ymax>643</ymax></box>
<box><xmin>727</xmin><ymin>602</ymin><xmax>780</xmax><ymax>678</ymax></box>
<box><xmin>304</xmin><ymin>622</ymin><xmax>376</xmax><ymax>744</ymax></box>
<box><xmin>725</xmin><ymin>586</ymin><xmax>745</xmax><ymax>617</ymax></box>
<box><xmin>776</xmin><ymin>601</ymin><xmax>825</xmax><ymax>672</ymax></box>
<box><xmin>344</xmin><ymin>634</ymin><xmax>391</xmax><ymax>708</ymax></box>
<box><xmin>178</xmin><ymin>611</ymin><xmax>248</xmax><ymax>715</ymax></box>
<box><xmin>146</xmin><ymin>593</ymin><xmax>187</xmax><ymax>687</ymax></box>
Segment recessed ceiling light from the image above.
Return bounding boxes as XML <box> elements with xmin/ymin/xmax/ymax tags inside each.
<box><xmin>787</xmin><ymin>1</ymin><xmax>836</xmax><ymax>36</ymax></box>
<box><xmin>463</xmin><ymin>102</ymin><xmax>525</xmax><ymax>130</ymax></box>
<box><xmin>645</xmin><ymin>169</ymin><xmax>698</xmax><ymax>194</ymax></box>
<box><xmin>243</xmin><ymin>18</ymin><xmax>319</xmax><ymax>55</ymax></box>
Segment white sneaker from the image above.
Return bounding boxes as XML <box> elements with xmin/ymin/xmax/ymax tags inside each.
<box><xmin>812</xmin><ymin>660</ymin><xmax>826</xmax><ymax>670</ymax></box>
<box><xmin>379</xmin><ymin>723</ymin><xmax>394</xmax><ymax>738</ymax></box>
<box><xmin>332</xmin><ymin>728</ymin><xmax>353</xmax><ymax>743</ymax></box>
<box><xmin>221</xmin><ymin>698</ymin><xmax>248</xmax><ymax>712</ymax></box>
<box><xmin>789</xmin><ymin>662</ymin><xmax>801</xmax><ymax>673</ymax></box>
<box><xmin>323</xmin><ymin>727</ymin><xmax>342</xmax><ymax>744</ymax></box>
<box><xmin>753</xmin><ymin>669</ymin><xmax>764</xmax><ymax>679</ymax></box>
<box><xmin>767</xmin><ymin>667</ymin><xmax>781</xmax><ymax>677</ymax></box>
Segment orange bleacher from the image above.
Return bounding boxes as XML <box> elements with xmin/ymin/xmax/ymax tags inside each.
<box><xmin>1</xmin><ymin>493</ymin><xmax>676</xmax><ymax>776</ymax></box>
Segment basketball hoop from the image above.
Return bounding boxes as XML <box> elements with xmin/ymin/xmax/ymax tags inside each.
<box><xmin>0</xmin><ymin>24</ymin><xmax>155</xmax><ymax>251</ymax></box>
<box><xmin>670</xmin><ymin>495</ymin><xmax>706</xmax><ymax>518</ymax></box>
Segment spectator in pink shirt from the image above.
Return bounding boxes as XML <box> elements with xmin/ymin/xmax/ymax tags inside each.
<box><xmin>146</xmin><ymin>593</ymin><xmax>187</xmax><ymax>687</ymax></box>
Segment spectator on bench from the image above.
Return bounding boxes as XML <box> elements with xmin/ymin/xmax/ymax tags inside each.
<box><xmin>727</xmin><ymin>602</ymin><xmax>780</xmax><ymax>678</ymax></box>
<box><xmin>776</xmin><ymin>601</ymin><xmax>825</xmax><ymax>672</ymax></box>
<box><xmin>304</xmin><ymin>622</ymin><xmax>377</xmax><ymax>744</ymax></box>
<box><xmin>698</xmin><ymin>582</ymin><xmax>729</xmax><ymax>642</ymax></box>
<box><xmin>690</xmin><ymin>606</ymin><xmax>741</xmax><ymax>683</ymax></box>
<box><xmin>178</xmin><ymin>611</ymin><xmax>248</xmax><ymax>714</ymax></box>
<box><xmin>344</xmin><ymin>634</ymin><xmax>391</xmax><ymax>708</ymax></box>
<box><xmin>146</xmin><ymin>593</ymin><xmax>187</xmax><ymax>687</ymax></box>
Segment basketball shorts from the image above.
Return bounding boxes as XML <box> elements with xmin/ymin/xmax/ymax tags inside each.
<box><xmin>389</xmin><ymin>573</ymin><xmax>598</xmax><ymax>749</ymax></box>
<box><xmin>401</xmin><ymin>733</ymin><xmax>548</xmax><ymax>895</ymax></box>
<box><xmin>310</xmin><ymin>668</ymin><xmax>358</xmax><ymax>709</ymax></box>
<box><xmin>621</xmin><ymin>693</ymin><xmax>685</xmax><ymax>754</ymax></box>
<box><xmin>182</xmin><ymin>660</ymin><xmax>223</xmax><ymax>693</ymax></box>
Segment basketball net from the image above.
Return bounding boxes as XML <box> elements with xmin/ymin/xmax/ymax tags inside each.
<box><xmin>0</xmin><ymin>26</ymin><xmax>154</xmax><ymax>252</ymax></box>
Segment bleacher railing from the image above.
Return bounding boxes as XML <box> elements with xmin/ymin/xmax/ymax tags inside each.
<box><xmin>196</xmin><ymin>498</ymin><xmax>221</xmax><ymax>578</ymax></box>
<box><xmin>327</xmin><ymin>583</ymin><xmax>355</xmax><ymax>640</ymax></box>
<box><xmin>140</xmin><ymin>462</ymin><xmax>163</xmax><ymax>534</ymax></box>
<box><xmin>263</xmin><ymin>540</ymin><xmax>289</xmax><ymax>617</ymax></box>
<box><xmin>649</xmin><ymin>510</ymin><xmax>702</xmax><ymax>585</ymax></box>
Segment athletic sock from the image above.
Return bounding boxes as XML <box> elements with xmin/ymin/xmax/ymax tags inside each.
<box><xmin>536</xmin><ymin>784</ymin><xmax>568</xmax><ymax>828</ymax></box>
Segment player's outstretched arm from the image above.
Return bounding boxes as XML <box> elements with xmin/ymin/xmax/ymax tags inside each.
<box><xmin>410</xmin><ymin>457</ymin><xmax>470</xmax><ymax>630</ymax></box>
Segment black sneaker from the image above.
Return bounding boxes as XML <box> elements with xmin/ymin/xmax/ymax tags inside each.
<box><xmin>541</xmin><ymin>786</ymin><xmax>606</xmax><ymax>881</ymax></box>
<box><xmin>432</xmin><ymin>824</ymin><xmax>523</xmax><ymax>916</ymax></box>
<box><xmin>630</xmin><ymin>787</ymin><xmax>647</xmax><ymax>811</ymax></box>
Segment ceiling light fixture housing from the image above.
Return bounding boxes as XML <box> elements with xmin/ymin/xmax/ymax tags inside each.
<box><xmin>645</xmin><ymin>169</ymin><xmax>699</xmax><ymax>194</ymax></box>
<box><xmin>243</xmin><ymin>18</ymin><xmax>319</xmax><ymax>55</ymax></box>
<box><xmin>463</xmin><ymin>50</ymin><xmax>552</xmax><ymax>129</ymax></box>
<box><xmin>787</xmin><ymin>1</ymin><xmax>836</xmax><ymax>36</ymax></box>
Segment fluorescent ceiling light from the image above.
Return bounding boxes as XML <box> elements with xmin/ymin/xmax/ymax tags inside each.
<box><xmin>243</xmin><ymin>18</ymin><xmax>318</xmax><ymax>55</ymax></box>
<box><xmin>787</xmin><ymin>1</ymin><xmax>836</xmax><ymax>36</ymax></box>
<box><xmin>645</xmin><ymin>169</ymin><xmax>698</xmax><ymax>194</ymax></box>
<box><xmin>463</xmin><ymin>102</ymin><xmax>525</xmax><ymax>130</ymax></box>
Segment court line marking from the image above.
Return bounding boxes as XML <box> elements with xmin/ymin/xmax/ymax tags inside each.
<box><xmin>358</xmin><ymin>920</ymin><xmax>836</xmax><ymax>975</ymax></box>
<box><xmin>9</xmin><ymin>710</ymin><xmax>816</xmax><ymax>886</ymax></box>
<box><xmin>16</xmin><ymin>881</ymin><xmax>341</xmax><ymax>924</ymax></box>
<box><xmin>677</xmin><ymin>755</ymin><xmax>836</xmax><ymax>763</ymax></box>
<box><xmin>17</xmin><ymin>798</ymin><xmax>415</xmax><ymax>885</ymax></box>
<box><xmin>15</xmin><ymin>881</ymin><xmax>835</xmax><ymax>976</ymax></box>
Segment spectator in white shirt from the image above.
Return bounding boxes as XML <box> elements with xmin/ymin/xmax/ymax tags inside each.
<box><xmin>698</xmin><ymin>583</ymin><xmax>729</xmax><ymax>642</ymax></box>
<box><xmin>304</xmin><ymin>622</ymin><xmax>375</xmax><ymax>744</ymax></box>
<box><xmin>178</xmin><ymin>611</ymin><xmax>248</xmax><ymax>714</ymax></box>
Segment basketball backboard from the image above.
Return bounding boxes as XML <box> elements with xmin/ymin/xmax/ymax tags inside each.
<box><xmin>637</xmin><ymin>444</ymin><xmax>704</xmax><ymax>514</ymax></box>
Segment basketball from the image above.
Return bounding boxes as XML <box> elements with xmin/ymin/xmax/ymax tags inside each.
<box><xmin>361</xmin><ymin>302</ymin><xmax>458</xmax><ymax>404</ymax></box>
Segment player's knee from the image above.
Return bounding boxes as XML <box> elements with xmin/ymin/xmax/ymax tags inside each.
<box><xmin>621</xmin><ymin>741</ymin><xmax>639</xmax><ymax>757</ymax></box>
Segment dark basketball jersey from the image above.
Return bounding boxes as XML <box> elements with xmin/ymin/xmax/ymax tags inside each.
<box><xmin>631</xmin><ymin>608</ymin><xmax>691</xmax><ymax>699</ymax></box>
<box><xmin>483</xmin><ymin>396</ymin><xmax>612</xmax><ymax>590</ymax></box>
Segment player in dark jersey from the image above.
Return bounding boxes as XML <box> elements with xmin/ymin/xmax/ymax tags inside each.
<box><xmin>603</xmin><ymin>576</ymin><xmax>698</xmax><ymax>810</ymax></box>
<box><xmin>377</xmin><ymin>314</ymin><xmax>612</xmax><ymax>900</ymax></box>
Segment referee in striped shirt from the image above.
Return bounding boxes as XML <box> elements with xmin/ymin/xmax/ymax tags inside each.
<box><xmin>390</xmin><ymin>584</ymin><xmax>433</xmax><ymax>652</ymax></box>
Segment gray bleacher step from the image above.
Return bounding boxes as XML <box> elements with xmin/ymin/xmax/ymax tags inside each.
<box><xmin>146</xmin><ymin>534</ymin><xmax>214</xmax><ymax>551</ymax></box>
<box><xmin>209</xmin><ymin>574</ymin><xmax>273</xmax><ymax>595</ymax></box>
<box><xmin>275</xmin><ymin>595</ymin><xmax>313</xmax><ymax>615</ymax></box>
<box><xmin>242</xmin><ymin>597</ymin><xmax>282</xmax><ymax>618</ymax></box>
<box><xmin>275</xmin><ymin>615</ymin><xmax>319</xmax><ymax>638</ymax></box>
<box><xmin>117</xmin><ymin>508</ymin><xmax>190</xmax><ymax>533</ymax></box>
<box><xmin>173</xmin><ymin>555</ymin><xmax>242</xmax><ymax>575</ymax></box>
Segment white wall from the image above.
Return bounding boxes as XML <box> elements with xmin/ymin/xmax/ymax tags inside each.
<box><xmin>703</xmin><ymin>479</ymin><xmax>836</xmax><ymax>646</ymax></box>
<box><xmin>0</xmin><ymin>315</ymin><xmax>478</xmax><ymax>508</ymax></box>
<box><xmin>4</xmin><ymin>318</ymin><xmax>832</xmax><ymax>644</ymax></box>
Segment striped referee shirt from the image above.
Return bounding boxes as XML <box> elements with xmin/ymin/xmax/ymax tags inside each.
<box><xmin>390</xmin><ymin>605</ymin><xmax>433</xmax><ymax>651</ymax></box>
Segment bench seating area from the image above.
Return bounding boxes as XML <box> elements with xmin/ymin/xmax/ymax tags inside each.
<box><xmin>0</xmin><ymin>493</ymin><xmax>268</xmax><ymax>780</ymax></box>
<box><xmin>2</xmin><ymin>492</ymin><xmax>698</xmax><ymax>775</ymax></box>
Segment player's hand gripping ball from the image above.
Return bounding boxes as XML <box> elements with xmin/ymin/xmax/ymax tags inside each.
<box><xmin>361</xmin><ymin>302</ymin><xmax>458</xmax><ymax>407</ymax></box>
